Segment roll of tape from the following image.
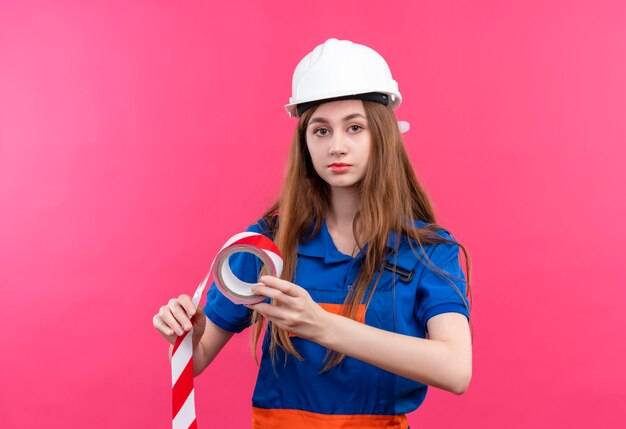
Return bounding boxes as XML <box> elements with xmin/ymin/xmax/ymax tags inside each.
<box><xmin>171</xmin><ymin>231</ymin><xmax>282</xmax><ymax>429</ymax></box>
<box><xmin>211</xmin><ymin>232</ymin><xmax>283</xmax><ymax>305</ymax></box>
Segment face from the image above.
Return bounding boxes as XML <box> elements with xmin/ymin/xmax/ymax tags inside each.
<box><xmin>305</xmin><ymin>99</ymin><xmax>371</xmax><ymax>191</ymax></box>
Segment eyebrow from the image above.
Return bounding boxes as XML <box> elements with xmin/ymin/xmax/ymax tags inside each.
<box><xmin>308</xmin><ymin>113</ymin><xmax>367</xmax><ymax>126</ymax></box>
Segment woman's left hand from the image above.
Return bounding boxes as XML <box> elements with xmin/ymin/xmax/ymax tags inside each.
<box><xmin>246</xmin><ymin>275</ymin><xmax>329</xmax><ymax>341</ymax></box>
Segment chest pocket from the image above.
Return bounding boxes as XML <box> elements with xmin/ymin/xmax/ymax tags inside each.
<box><xmin>373</xmin><ymin>250</ymin><xmax>419</xmax><ymax>292</ymax></box>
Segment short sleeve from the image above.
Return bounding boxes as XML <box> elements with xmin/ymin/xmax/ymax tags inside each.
<box><xmin>203</xmin><ymin>222</ymin><xmax>268</xmax><ymax>333</ymax></box>
<box><xmin>415</xmin><ymin>232</ymin><xmax>470</xmax><ymax>333</ymax></box>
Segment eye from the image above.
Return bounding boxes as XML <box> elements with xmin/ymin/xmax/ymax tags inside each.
<box><xmin>349</xmin><ymin>124</ymin><xmax>363</xmax><ymax>133</ymax></box>
<box><xmin>314</xmin><ymin>128</ymin><xmax>330</xmax><ymax>137</ymax></box>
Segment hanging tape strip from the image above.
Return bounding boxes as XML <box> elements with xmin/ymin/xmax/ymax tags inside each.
<box><xmin>170</xmin><ymin>232</ymin><xmax>283</xmax><ymax>429</ymax></box>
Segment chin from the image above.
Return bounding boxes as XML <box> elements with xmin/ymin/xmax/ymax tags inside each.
<box><xmin>328</xmin><ymin>181</ymin><xmax>360</xmax><ymax>190</ymax></box>
<box><xmin>317</xmin><ymin>172</ymin><xmax>363</xmax><ymax>189</ymax></box>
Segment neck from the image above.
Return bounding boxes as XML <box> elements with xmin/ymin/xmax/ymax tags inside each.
<box><xmin>326</xmin><ymin>186</ymin><xmax>359</xmax><ymax>232</ymax></box>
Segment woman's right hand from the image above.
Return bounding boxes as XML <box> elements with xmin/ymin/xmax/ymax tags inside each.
<box><xmin>153</xmin><ymin>294</ymin><xmax>206</xmax><ymax>347</ymax></box>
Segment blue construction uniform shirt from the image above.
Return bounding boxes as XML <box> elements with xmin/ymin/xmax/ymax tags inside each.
<box><xmin>204</xmin><ymin>217</ymin><xmax>470</xmax><ymax>420</ymax></box>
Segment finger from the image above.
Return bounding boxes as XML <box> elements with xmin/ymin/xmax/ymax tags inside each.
<box><xmin>153</xmin><ymin>314</ymin><xmax>175</xmax><ymax>337</ymax></box>
<box><xmin>259</xmin><ymin>276</ymin><xmax>301</xmax><ymax>297</ymax></box>
<box><xmin>246</xmin><ymin>302</ymin><xmax>290</xmax><ymax>321</ymax></box>
<box><xmin>247</xmin><ymin>303</ymin><xmax>295</xmax><ymax>334</ymax></box>
<box><xmin>168</xmin><ymin>298</ymin><xmax>193</xmax><ymax>331</ymax></box>
<box><xmin>250</xmin><ymin>284</ymin><xmax>295</xmax><ymax>306</ymax></box>
<box><xmin>159</xmin><ymin>306</ymin><xmax>186</xmax><ymax>336</ymax></box>
<box><xmin>178</xmin><ymin>294</ymin><xmax>197</xmax><ymax>319</ymax></box>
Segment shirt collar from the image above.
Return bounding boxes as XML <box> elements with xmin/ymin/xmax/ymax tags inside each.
<box><xmin>297</xmin><ymin>218</ymin><xmax>355</xmax><ymax>263</ymax></box>
<box><xmin>297</xmin><ymin>219</ymin><xmax>410</xmax><ymax>265</ymax></box>
<box><xmin>299</xmin><ymin>219</ymin><xmax>433</xmax><ymax>276</ymax></box>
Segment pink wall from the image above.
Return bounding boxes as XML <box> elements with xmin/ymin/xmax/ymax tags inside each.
<box><xmin>1</xmin><ymin>1</ymin><xmax>625</xmax><ymax>427</ymax></box>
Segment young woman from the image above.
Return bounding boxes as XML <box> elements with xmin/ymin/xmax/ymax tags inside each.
<box><xmin>153</xmin><ymin>38</ymin><xmax>473</xmax><ymax>429</ymax></box>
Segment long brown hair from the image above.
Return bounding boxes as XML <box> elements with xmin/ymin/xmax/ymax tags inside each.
<box><xmin>251</xmin><ymin>100</ymin><xmax>473</xmax><ymax>371</ymax></box>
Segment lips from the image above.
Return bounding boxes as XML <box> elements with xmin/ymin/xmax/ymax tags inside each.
<box><xmin>328</xmin><ymin>163</ymin><xmax>352</xmax><ymax>173</ymax></box>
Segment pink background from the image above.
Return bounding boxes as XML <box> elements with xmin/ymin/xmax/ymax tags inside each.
<box><xmin>1</xmin><ymin>1</ymin><xmax>625</xmax><ymax>428</ymax></box>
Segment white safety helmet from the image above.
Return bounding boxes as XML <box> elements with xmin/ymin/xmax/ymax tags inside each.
<box><xmin>285</xmin><ymin>38</ymin><xmax>403</xmax><ymax>119</ymax></box>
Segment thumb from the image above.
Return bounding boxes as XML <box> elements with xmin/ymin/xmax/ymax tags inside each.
<box><xmin>192</xmin><ymin>306</ymin><xmax>206</xmax><ymax>328</ymax></box>
<box><xmin>191</xmin><ymin>306</ymin><xmax>206</xmax><ymax>347</ymax></box>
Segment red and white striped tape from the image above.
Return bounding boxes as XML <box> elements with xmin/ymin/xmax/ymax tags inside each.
<box><xmin>171</xmin><ymin>231</ymin><xmax>283</xmax><ymax>429</ymax></box>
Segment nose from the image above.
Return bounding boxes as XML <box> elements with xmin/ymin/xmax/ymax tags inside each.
<box><xmin>328</xmin><ymin>133</ymin><xmax>348</xmax><ymax>156</ymax></box>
